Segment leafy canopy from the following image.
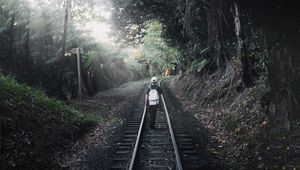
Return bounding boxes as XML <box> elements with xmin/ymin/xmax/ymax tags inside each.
<box><xmin>139</xmin><ymin>20</ymin><xmax>178</xmax><ymax>75</ymax></box>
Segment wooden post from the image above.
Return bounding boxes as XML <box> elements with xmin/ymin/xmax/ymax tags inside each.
<box><xmin>76</xmin><ymin>48</ymin><xmax>82</xmax><ymax>99</ymax></box>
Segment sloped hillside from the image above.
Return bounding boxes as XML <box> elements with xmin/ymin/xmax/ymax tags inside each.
<box><xmin>168</xmin><ymin>65</ymin><xmax>300</xmax><ymax>169</ymax></box>
<box><xmin>0</xmin><ymin>74</ymin><xmax>97</xmax><ymax>169</ymax></box>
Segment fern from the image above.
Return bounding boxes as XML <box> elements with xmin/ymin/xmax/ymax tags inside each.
<box><xmin>191</xmin><ymin>59</ymin><xmax>208</xmax><ymax>73</ymax></box>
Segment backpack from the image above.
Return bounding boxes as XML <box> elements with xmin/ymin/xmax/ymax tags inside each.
<box><xmin>148</xmin><ymin>87</ymin><xmax>159</xmax><ymax>105</ymax></box>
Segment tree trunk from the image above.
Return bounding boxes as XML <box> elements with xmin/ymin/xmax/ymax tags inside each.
<box><xmin>24</xmin><ymin>22</ymin><xmax>31</xmax><ymax>82</ymax></box>
<box><xmin>241</xmin><ymin>49</ymin><xmax>253</xmax><ymax>87</ymax></box>
<box><xmin>62</xmin><ymin>0</ymin><xmax>70</xmax><ymax>59</ymax></box>
<box><xmin>58</xmin><ymin>0</ymin><xmax>71</xmax><ymax>99</ymax></box>
<box><xmin>206</xmin><ymin>0</ymin><xmax>223</xmax><ymax>70</ymax></box>
<box><xmin>25</xmin><ymin>28</ymin><xmax>30</xmax><ymax>60</ymax></box>
<box><xmin>8</xmin><ymin>15</ymin><xmax>15</xmax><ymax>72</ymax></box>
<box><xmin>234</xmin><ymin>3</ymin><xmax>242</xmax><ymax>63</ymax></box>
<box><xmin>234</xmin><ymin>3</ymin><xmax>254</xmax><ymax>87</ymax></box>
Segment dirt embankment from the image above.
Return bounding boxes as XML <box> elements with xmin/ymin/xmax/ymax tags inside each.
<box><xmin>0</xmin><ymin>74</ymin><xmax>96</xmax><ymax>170</ymax></box>
<box><xmin>166</xmin><ymin>68</ymin><xmax>270</xmax><ymax>169</ymax></box>
<box><xmin>58</xmin><ymin>80</ymin><xmax>147</xmax><ymax>169</ymax></box>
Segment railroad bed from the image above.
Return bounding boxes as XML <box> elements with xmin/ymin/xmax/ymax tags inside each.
<box><xmin>110</xmin><ymin>82</ymin><xmax>203</xmax><ymax>170</ymax></box>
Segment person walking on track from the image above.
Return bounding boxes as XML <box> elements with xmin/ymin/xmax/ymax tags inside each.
<box><xmin>145</xmin><ymin>76</ymin><xmax>162</xmax><ymax>129</ymax></box>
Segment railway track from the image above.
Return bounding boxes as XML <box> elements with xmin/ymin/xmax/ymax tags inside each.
<box><xmin>110</xmin><ymin>81</ymin><xmax>203</xmax><ymax>170</ymax></box>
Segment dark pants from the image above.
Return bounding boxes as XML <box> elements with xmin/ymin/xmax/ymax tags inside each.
<box><xmin>148</xmin><ymin>105</ymin><xmax>158</xmax><ymax>128</ymax></box>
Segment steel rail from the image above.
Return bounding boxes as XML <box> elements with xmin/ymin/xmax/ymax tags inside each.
<box><xmin>159</xmin><ymin>80</ymin><xmax>183</xmax><ymax>170</ymax></box>
<box><xmin>129</xmin><ymin>80</ymin><xmax>182</xmax><ymax>170</ymax></box>
<box><xmin>129</xmin><ymin>81</ymin><xmax>162</xmax><ymax>169</ymax></box>
<box><xmin>161</xmin><ymin>94</ymin><xmax>183</xmax><ymax>170</ymax></box>
<box><xmin>128</xmin><ymin>105</ymin><xmax>147</xmax><ymax>170</ymax></box>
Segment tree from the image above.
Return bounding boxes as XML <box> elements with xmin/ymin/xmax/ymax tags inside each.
<box><xmin>139</xmin><ymin>20</ymin><xmax>178</xmax><ymax>76</ymax></box>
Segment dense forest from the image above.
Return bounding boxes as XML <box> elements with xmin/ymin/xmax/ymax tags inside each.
<box><xmin>0</xmin><ymin>0</ymin><xmax>148</xmax><ymax>99</ymax></box>
<box><xmin>111</xmin><ymin>0</ymin><xmax>300</xmax><ymax>118</ymax></box>
<box><xmin>1</xmin><ymin>0</ymin><xmax>299</xmax><ymax>169</ymax></box>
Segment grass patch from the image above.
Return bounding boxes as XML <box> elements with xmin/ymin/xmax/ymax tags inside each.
<box><xmin>224</xmin><ymin>115</ymin><xmax>239</xmax><ymax>132</ymax></box>
<box><xmin>0</xmin><ymin>73</ymin><xmax>99</xmax><ymax>169</ymax></box>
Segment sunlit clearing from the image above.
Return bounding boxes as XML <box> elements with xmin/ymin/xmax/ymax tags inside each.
<box><xmin>84</xmin><ymin>21</ymin><xmax>114</xmax><ymax>44</ymax></box>
<box><xmin>27</xmin><ymin>0</ymin><xmax>115</xmax><ymax>44</ymax></box>
<box><xmin>27</xmin><ymin>0</ymin><xmax>49</xmax><ymax>8</ymax></box>
<box><xmin>83</xmin><ymin>5</ymin><xmax>114</xmax><ymax>44</ymax></box>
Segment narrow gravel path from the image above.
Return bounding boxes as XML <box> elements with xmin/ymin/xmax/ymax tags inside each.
<box><xmin>161</xmin><ymin>79</ymin><xmax>228</xmax><ymax>169</ymax></box>
<box><xmin>139</xmin><ymin>111</ymin><xmax>176</xmax><ymax>169</ymax></box>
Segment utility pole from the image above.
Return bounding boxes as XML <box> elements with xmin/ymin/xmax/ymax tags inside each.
<box><xmin>76</xmin><ymin>48</ymin><xmax>82</xmax><ymax>99</ymax></box>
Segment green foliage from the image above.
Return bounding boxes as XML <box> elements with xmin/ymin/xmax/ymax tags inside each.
<box><xmin>1</xmin><ymin>0</ymin><xmax>30</xmax><ymax>21</ymax></box>
<box><xmin>0</xmin><ymin>73</ymin><xmax>99</xmax><ymax>169</ymax></box>
<box><xmin>245</xmin><ymin>34</ymin><xmax>268</xmax><ymax>74</ymax></box>
<box><xmin>0</xmin><ymin>0</ymin><xmax>144</xmax><ymax>98</ymax></box>
<box><xmin>139</xmin><ymin>20</ymin><xmax>178</xmax><ymax>75</ymax></box>
<box><xmin>224</xmin><ymin>115</ymin><xmax>239</xmax><ymax>131</ymax></box>
<box><xmin>191</xmin><ymin>59</ymin><xmax>208</xmax><ymax>73</ymax></box>
<box><xmin>0</xmin><ymin>73</ymin><xmax>98</xmax><ymax>124</ymax></box>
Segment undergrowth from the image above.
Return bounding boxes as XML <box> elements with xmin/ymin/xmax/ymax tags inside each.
<box><xmin>0</xmin><ymin>73</ymin><xmax>99</xmax><ymax>169</ymax></box>
<box><xmin>171</xmin><ymin>66</ymin><xmax>270</xmax><ymax>169</ymax></box>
